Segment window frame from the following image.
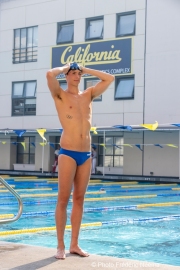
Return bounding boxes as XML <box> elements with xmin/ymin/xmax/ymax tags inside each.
<box><xmin>13</xmin><ymin>26</ymin><xmax>38</xmax><ymax>64</ymax></box>
<box><xmin>57</xmin><ymin>20</ymin><xmax>74</xmax><ymax>44</ymax></box>
<box><xmin>116</xmin><ymin>11</ymin><xmax>136</xmax><ymax>37</ymax></box>
<box><xmin>12</xmin><ymin>80</ymin><xmax>37</xmax><ymax>116</ymax></box>
<box><xmin>84</xmin><ymin>77</ymin><xmax>102</xmax><ymax>102</ymax></box>
<box><xmin>16</xmin><ymin>136</ymin><xmax>35</xmax><ymax>164</ymax></box>
<box><xmin>114</xmin><ymin>75</ymin><xmax>135</xmax><ymax>100</ymax></box>
<box><xmin>85</xmin><ymin>16</ymin><xmax>104</xmax><ymax>41</ymax></box>
<box><xmin>98</xmin><ymin>136</ymin><xmax>124</xmax><ymax>167</ymax></box>
<box><xmin>59</xmin><ymin>80</ymin><xmax>67</xmax><ymax>91</ymax></box>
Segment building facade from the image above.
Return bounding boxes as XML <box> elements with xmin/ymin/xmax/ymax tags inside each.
<box><xmin>0</xmin><ymin>0</ymin><xmax>180</xmax><ymax>178</ymax></box>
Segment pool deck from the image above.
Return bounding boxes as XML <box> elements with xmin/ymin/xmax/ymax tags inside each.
<box><xmin>0</xmin><ymin>241</ymin><xmax>179</xmax><ymax>270</ymax></box>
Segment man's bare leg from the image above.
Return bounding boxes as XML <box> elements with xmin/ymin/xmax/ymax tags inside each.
<box><xmin>69</xmin><ymin>158</ymin><xmax>91</xmax><ymax>257</ymax></box>
<box><xmin>55</xmin><ymin>155</ymin><xmax>77</xmax><ymax>259</ymax></box>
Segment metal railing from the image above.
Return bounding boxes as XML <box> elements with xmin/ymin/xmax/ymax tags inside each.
<box><xmin>0</xmin><ymin>176</ymin><xmax>23</xmax><ymax>224</ymax></box>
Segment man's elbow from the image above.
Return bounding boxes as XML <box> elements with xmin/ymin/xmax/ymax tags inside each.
<box><xmin>46</xmin><ymin>70</ymin><xmax>53</xmax><ymax>79</ymax></box>
<box><xmin>109</xmin><ymin>74</ymin><xmax>115</xmax><ymax>83</ymax></box>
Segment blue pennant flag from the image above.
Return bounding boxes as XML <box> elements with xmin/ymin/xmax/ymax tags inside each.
<box><xmin>13</xmin><ymin>129</ymin><xmax>26</xmax><ymax>137</ymax></box>
<box><xmin>171</xmin><ymin>123</ymin><xmax>180</xmax><ymax>127</ymax></box>
<box><xmin>49</xmin><ymin>143</ymin><xmax>55</xmax><ymax>149</ymax></box>
<box><xmin>154</xmin><ymin>144</ymin><xmax>163</xmax><ymax>148</ymax></box>
<box><xmin>113</xmin><ymin>144</ymin><xmax>122</xmax><ymax>149</ymax></box>
<box><xmin>113</xmin><ymin>125</ymin><xmax>132</xmax><ymax>131</ymax></box>
<box><xmin>135</xmin><ymin>144</ymin><xmax>143</xmax><ymax>151</ymax></box>
<box><xmin>11</xmin><ymin>142</ymin><xmax>17</xmax><ymax>146</ymax></box>
<box><xmin>31</xmin><ymin>142</ymin><xmax>36</xmax><ymax>148</ymax></box>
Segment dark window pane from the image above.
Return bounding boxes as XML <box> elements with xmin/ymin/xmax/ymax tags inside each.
<box><xmin>13</xmin><ymin>83</ymin><xmax>24</xmax><ymax>97</ymax></box>
<box><xmin>14</xmin><ymin>29</ymin><xmax>20</xmax><ymax>49</ymax></box>
<box><xmin>86</xmin><ymin>19</ymin><xmax>103</xmax><ymax>39</ymax></box>
<box><xmin>60</xmin><ymin>82</ymin><xmax>67</xmax><ymax>91</ymax></box>
<box><xmin>24</xmin><ymin>82</ymin><xmax>36</xmax><ymax>96</ymax></box>
<box><xmin>114</xmin><ymin>156</ymin><xmax>123</xmax><ymax>167</ymax></box>
<box><xmin>13</xmin><ymin>26</ymin><xmax>38</xmax><ymax>63</ymax></box>
<box><xmin>17</xmin><ymin>137</ymin><xmax>35</xmax><ymax>164</ymax></box>
<box><xmin>117</xmin><ymin>14</ymin><xmax>135</xmax><ymax>36</ymax></box>
<box><xmin>20</xmin><ymin>28</ymin><xmax>26</xmax><ymax>48</ymax></box>
<box><xmin>12</xmin><ymin>99</ymin><xmax>24</xmax><ymax>115</ymax></box>
<box><xmin>85</xmin><ymin>79</ymin><xmax>102</xmax><ymax>101</ymax></box>
<box><xmin>24</xmin><ymin>99</ymin><xmax>36</xmax><ymax>115</ymax></box>
<box><xmin>115</xmin><ymin>77</ymin><xmax>134</xmax><ymax>99</ymax></box>
<box><xmin>57</xmin><ymin>24</ymin><xmax>73</xmax><ymax>43</ymax></box>
<box><xmin>30</xmin><ymin>154</ymin><xmax>35</xmax><ymax>164</ymax></box>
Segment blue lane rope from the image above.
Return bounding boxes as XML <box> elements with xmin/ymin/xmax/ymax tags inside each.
<box><xmin>0</xmin><ymin>192</ymin><xmax>180</xmax><ymax>205</ymax></box>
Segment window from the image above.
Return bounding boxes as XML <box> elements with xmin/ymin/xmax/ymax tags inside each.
<box><xmin>12</xmin><ymin>81</ymin><xmax>37</xmax><ymax>116</ymax></box>
<box><xmin>13</xmin><ymin>26</ymin><xmax>38</xmax><ymax>63</ymax></box>
<box><xmin>57</xmin><ymin>21</ymin><xmax>74</xmax><ymax>44</ymax></box>
<box><xmin>59</xmin><ymin>80</ymin><xmax>67</xmax><ymax>91</ymax></box>
<box><xmin>116</xmin><ymin>12</ymin><xmax>136</xmax><ymax>37</ymax></box>
<box><xmin>115</xmin><ymin>76</ymin><xmax>134</xmax><ymax>100</ymax></box>
<box><xmin>84</xmin><ymin>78</ymin><xmax>102</xmax><ymax>101</ymax></box>
<box><xmin>86</xmin><ymin>16</ymin><xmax>103</xmax><ymax>40</ymax></box>
<box><xmin>17</xmin><ymin>136</ymin><xmax>35</xmax><ymax>164</ymax></box>
<box><xmin>98</xmin><ymin>136</ymin><xmax>123</xmax><ymax>167</ymax></box>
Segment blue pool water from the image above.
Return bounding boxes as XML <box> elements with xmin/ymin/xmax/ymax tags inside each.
<box><xmin>0</xmin><ymin>179</ymin><xmax>180</xmax><ymax>266</ymax></box>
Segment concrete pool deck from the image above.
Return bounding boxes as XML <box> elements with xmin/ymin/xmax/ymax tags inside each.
<box><xmin>0</xmin><ymin>241</ymin><xmax>179</xmax><ymax>270</ymax></box>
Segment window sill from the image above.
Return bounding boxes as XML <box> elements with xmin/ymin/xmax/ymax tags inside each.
<box><xmin>13</xmin><ymin>164</ymin><xmax>35</xmax><ymax>171</ymax></box>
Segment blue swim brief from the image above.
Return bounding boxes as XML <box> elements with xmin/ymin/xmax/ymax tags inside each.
<box><xmin>59</xmin><ymin>148</ymin><xmax>91</xmax><ymax>166</ymax></box>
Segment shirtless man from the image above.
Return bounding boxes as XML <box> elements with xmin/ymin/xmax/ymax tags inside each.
<box><xmin>46</xmin><ymin>62</ymin><xmax>114</xmax><ymax>259</ymax></box>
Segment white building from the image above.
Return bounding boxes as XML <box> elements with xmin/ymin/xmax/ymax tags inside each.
<box><xmin>0</xmin><ymin>0</ymin><xmax>180</xmax><ymax>179</ymax></box>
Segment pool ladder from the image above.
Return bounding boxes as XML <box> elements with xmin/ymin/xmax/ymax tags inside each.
<box><xmin>0</xmin><ymin>176</ymin><xmax>23</xmax><ymax>224</ymax></box>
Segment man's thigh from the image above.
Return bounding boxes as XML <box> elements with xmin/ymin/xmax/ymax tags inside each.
<box><xmin>73</xmin><ymin>158</ymin><xmax>91</xmax><ymax>197</ymax></box>
<box><xmin>58</xmin><ymin>154</ymin><xmax>77</xmax><ymax>198</ymax></box>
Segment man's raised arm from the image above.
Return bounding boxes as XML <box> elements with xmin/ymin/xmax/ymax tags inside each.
<box><xmin>46</xmin><ymin>65</ymin><xmax>69</xmax><ymax>97</ymax></box>
<box><xmin>81</xmin><ymin>67</ymin><xmax>114</xmax><ymax>99</ymax></box>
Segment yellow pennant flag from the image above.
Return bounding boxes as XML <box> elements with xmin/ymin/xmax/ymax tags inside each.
<box><xmin>90</xmin><ymin>127</ymin><xmax>98</xmax><ymax>134</ymax></box>
<box><xmin>36</xmin><ymin>129</ymin><xmax>47</xmax><ymax>141</ymax></box>
<box><xmin>100</xmin><ymin>143</ymin><xmax>106</xmax><ymax>149</ymax></box>
<box><xmin>20</xmin><ymin>142</ymin><xmax>26</xmax><ymax>150</ymax></box>
<box><xmin>123</xmin><ymin>144</ymin><xmax>133</xmax><ymax>147</ymax></box>
<box><xmin>166</xmin><ymin>144</ymin><xmax>178</xmax><ymax>148</ymax></box>
<box><xmin>140</xmin><ymin>121</ymin><xmax>158</xmax><ymax>131</ymax></box>
<box><xmin>2</xmin><ymin>141</ymin><xmax>6</xmax><ymax>144</ymax></box>
<box><xmin>40</xmin><ymin>142</ymin><xmax>47</xmax><ymax>146</ymax></box>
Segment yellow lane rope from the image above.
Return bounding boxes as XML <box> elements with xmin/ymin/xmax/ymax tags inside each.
<box><xmin>0</xmin><ymin>222</ymin><xmax>102</xmax><ymax>236</ymax></box>
<box><xmin>122</xmin><ymin>184</ymin><xmax>178</xmax><ymax>188</ymax></box>
<box><xmin>0</xmin><ymin>188</ymin><xmax>52</xmax><ymax>193</ymax></box>
<box><xmin>14</xmin><ymin>179</ymin><xmax>46</xmax><ymax>182</ymax></box>
<box><xmin>137</xmin><ymin>202</ymin><xmax>180</xmax><ymax>208</ymax></box>
<box><xmin>172</xmin><ymin>188</ymin><xmax>180</xmax><ymax>190</ymax></box>
<box><xmin>0</xmin><ymin>185</ymin><xmax>15</xmax><ymax>189</ymax></box>
<box><xmin>0</xmin><ymin>214</ymin><xmax>14</xmax><ymax>219</ymax></box>
<box><xmin>13</xmin><ymin>176</ymin><xmax>38</xmax><ymax>179</ymax></box>
<box><xmin>82</xmin><ymin>194</ymin><xmax>157</xmax><ymax>202</ymax></box>
<box><xmin>8</xmin><ymin>190</ymin><xmax>106</xmax><ymax>198</ymax></box>
<box><xmin>20</xmin><ymin>193</ymin><xmax>58</xmax><ymax>198</ymax></box>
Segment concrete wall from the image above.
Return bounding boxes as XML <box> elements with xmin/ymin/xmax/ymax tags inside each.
<box><xmin>0</xmin><ymin>0</ymin><xmax>146</xmax><ymax>129</ymax></box>
<box><xmin>145</xmin><ymin>0</ymin><xmax>180</xmax><ymax>123</ymax></box>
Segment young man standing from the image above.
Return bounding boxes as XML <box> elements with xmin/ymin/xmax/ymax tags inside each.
<box><xmin>46</xmin><ymin>62</ymin><xmax>114</xmax><ymax>259</ymax></box>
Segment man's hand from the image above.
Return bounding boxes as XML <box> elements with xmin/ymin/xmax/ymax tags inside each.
<box><xmin>62</xmin><ymin>63</ymin><xmax>71</xmax><ymax>75</ymax></box>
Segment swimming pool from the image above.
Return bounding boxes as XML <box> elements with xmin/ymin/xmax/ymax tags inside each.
<box><xmin>0</xmin><ymin>178</ymin><xmax>180</xmax><ymax>266</ymax></box>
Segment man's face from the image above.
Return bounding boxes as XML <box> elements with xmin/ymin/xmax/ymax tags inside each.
<box><xmin>66</xmin><ymin>70</ymin><xmax>82</xmax><ymax>86</ymax></box>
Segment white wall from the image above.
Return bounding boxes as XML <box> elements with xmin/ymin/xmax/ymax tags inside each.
<box><xmin>0</xmin><ymin>0</ymin><xmax>146</xmax><ymax>129</ymax></box>
<box><xmin>145</xmin><ymin>0</ymin><xmax>180</xmax><ymax>124</ymax></box>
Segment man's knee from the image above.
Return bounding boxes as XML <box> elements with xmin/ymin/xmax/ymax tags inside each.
<box><xmin>57</xmin><ymin>197</ymin><xmax>70</xmax><ymax>208</ymax></box>
<box><xmin>73</xmin><ymin>194</ymin><xmax>85</xmax><ymax>205</ymax></box>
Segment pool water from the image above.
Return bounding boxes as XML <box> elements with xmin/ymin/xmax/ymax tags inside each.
<box><xmin>0</xmin><ymin>179</ymin><xmax>180</xmax><ymax>266</ymax></box>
